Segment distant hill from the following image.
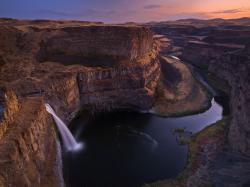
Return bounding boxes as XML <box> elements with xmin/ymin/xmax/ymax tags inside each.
<box><xmin>145</xmin><ymin>17</ymin><xmax>250</xmax><ymax>28</ymax></box>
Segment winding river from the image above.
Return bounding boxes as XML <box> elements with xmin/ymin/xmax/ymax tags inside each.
<box><xmin>64</xmin><ymin>94</ymin><xmax>229</xmax><ymax>187</ymax></box>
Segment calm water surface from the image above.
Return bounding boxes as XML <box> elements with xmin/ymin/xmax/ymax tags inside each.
<box><xmin>65</xmin><ymin>96</ymin><xmax>228</xmax><ymax>187</ymax></box>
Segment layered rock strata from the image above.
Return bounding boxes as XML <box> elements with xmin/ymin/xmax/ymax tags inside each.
<box><xmin>148</xmin><ymin>18</ymin><xmax>250</xmax><ymax>156</ymax></box>
<box><xmin>0</xmin><ymin>96</ymin><xmax>63</xmax><ymax>187</ymax></box>
<box><xmin>209</xmin><ymin>48</ymin><xmax>250</xmax><ymax>156</ymax></box>
<box><xmin>182</xmin><ymin>41</ymin><xmax>250</xmax><ymax>156</ymax></box>
<box><xmin>75</xmin><ymin>51</ymin><xmax>160</xmax><ymax>111</ymax></box>
<box><xmin>182</xmin><ymin>41</ymin><xmax>244</xmax><ymax>69</ymax></box>
<box><xmin>37</xmin><ymin>26</ymin><xmax>153</xmax><ymax>65</ymax></box>
<box><xmin>0</xmin><ymin>19</ymin><xmax>160</xmax><ymax>118</ymax></box>
<box><xmin>152</xmin><ymin>56</ymin><xmax>209</xmax><ymax>116</ymax></box>
<box><xmin>0</xmin><ymin>19</ymin><xmax>161</xmax><ymax>186</ymax></box>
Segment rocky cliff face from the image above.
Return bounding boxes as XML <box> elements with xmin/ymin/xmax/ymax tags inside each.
<box><xmin>0</xmin><ymin>96</ymin><xmax>63</xmax><ymax>187</ymax></box>
<box><xmin>182</xmin><ymin>39</ymin><xmax>250</xmax><ymax>156</ymax></box>
<box><xmin>208</xmin><ymin>48</ymin><xmax>250</xmax><ymax>155</ymax></box>
<box><xmin>0</xmin><ymin>91</ymin><xmax>19</xmax><ymax>138</ymax></box>
<box><xmin>148</xmin><ymin>19</ymin><xmax>250</xmax><ymax>156</ymax></box>
<box><xmin>37</xmin><ymin>26</ymin><xmax>153</xmax><ymax>65</ymax></box>
<box><xmin>182</xmin><ymin>40</ymin><xmax>250</xmax><ymax>156</ymax></box>
<box><xmin>152</xmin><ymin>56</ymin><xmax>210</xmax><ymax>116</ymax></box>
<box><xmin>182</xmin><ymin>41</ymin><xmax>244</xmax><ymax>69</ymax></box>
<box><xmin>0</xmin><ymin>19</ymin><xmax>160</xmax><ymax>118</ymax></box>
<box><xmin>0</xmin><ymin>19</ymin><xmax>161</xmax><ymax>186</ymax></box>
<box><xmin>75</xmin><ymin>50</ymin><xmax>160</xmax><ymax>111</ymax></box>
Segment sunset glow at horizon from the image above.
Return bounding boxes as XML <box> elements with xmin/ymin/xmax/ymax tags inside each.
<box><xmin>0</xmin><ymin>0</ymin><xmax>250</xmax><ymax>23</ymax></box>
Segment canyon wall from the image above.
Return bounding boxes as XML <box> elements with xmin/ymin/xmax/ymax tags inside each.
<box><xmin>0</xmin><ymin>96</ymin><xmax>63</xmax><ymax>187</ymax></box>
<box><xmin>0</xmin><ymin>91</ymin><xmax>19</xmax><ymax>139</ymax></box>
<box><xmin>182</xmin><ymin>40</ymin><xmax>250</xmax><ymax>156</ymax></box>
<box><xmin>37</xmin><ymin>26</ymin><xmax>153</xmax><ymax>65</ymax></box>
<box><xmin>0</xmin><ymin>19</ymin><xmax>161</xmax><ymax>186</ymax></box>
<box><xmin>148</xmin><ymin>20</ymin><xmax>250</xmax><ymax>156</ymax></box>
<box><xmin>0</xmin><ymin>20</ymin><xmax>160</xmax><ymax>118</ymax></box>
<box><xmin>182</xmin><ymin>41</ymin><xmax>244</xmax><ymax>69</ymax></box>
<box><xmin>76</xmin><ymin>52</ymin><xmax>160</xmax><ymax>111</ymax></box>
<box><xmin>208</xmin><ymin>48</ymin><xmax>250</xmax><ymax>155</ymax></box>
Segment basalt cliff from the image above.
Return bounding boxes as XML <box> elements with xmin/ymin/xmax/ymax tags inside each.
<box><xmin>147</xmin><ymin>18</ymin><xmax>250</xmax><ymax>187</ymax></box>
<box><xmin>0</xmin><ymin>19</ymin><xmax>163</xmax><ymax>186</ymax></box>
<box><xmin>0</xmin><ymin>19</ymin><xmax>161</xmax><ymax>120</ymax></box>
<box><xmin>148</xmin><ymin>17</ymin><xmax>250</xmax><ymax>156</ymax></box>
<box><xmin>0</xmin><ymin>18</ymin><xmax>211</xmax><ymax>186</ymax></box>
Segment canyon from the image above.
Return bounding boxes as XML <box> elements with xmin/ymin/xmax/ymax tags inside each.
<box><xmin>148</xmin><ymin>18</ymin><xmax>250</xmax><ymax>157</ymax></box>
<box><xmin>147</xmin><ymin>18</ymin><xmax>250</xmax><ymax>186</ymax></box>
<box><xmin>0</xmin><ymin>17</ymin><xmax>249</xmax><ymax>187</ymax></box>
<box><xmin>0</xmin><ymin>19</ymin><xmax>162</xmax><ymax>186</ymax></box>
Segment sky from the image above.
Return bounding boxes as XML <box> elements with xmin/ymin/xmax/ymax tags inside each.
<box><xmin>0</xmin><ymin>0</ymin><xmax>250</xmax><ymax>23</ymax></box>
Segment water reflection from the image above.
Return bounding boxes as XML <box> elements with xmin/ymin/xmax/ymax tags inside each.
<box><xmin>65</xmin><ymin>96</ymin><xmax>228</xmax><ymax>187</ymax></box>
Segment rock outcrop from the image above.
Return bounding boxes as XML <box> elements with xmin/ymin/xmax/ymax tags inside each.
<box><xmin>0</xmin><ymin>91</ymin><xmax>19</xmax><ymax>138</ymax></box>
<box><xmin>0</xmin><ymin>19</ymin><xmax>160</xmax><ymax>118</ymax></box>
<box><xmin>0</xmin><ymin>95</ymin><xmax>63</xmax><ymax>187</ymax></box>
<box><xmin>148</xmin><ymin>18</ymin><xmax>250</xmax><ymax>156</ymax></box>
<box><xmin>182</xmin><ymin>40</ymin><xmax>250</xmax><ymax>156</ymax></box>
<box><xmin>182</xmin><ymin>41</ymin><xmax>244</xmax><ymax>69</ymax></box>
<box><xmin>152</xmin><ymin>56</ymin><xmax>210</xmax><ymax>116</ymax></box>
<box><xmin>75</xmin><ymin>50</ymin><xmax>160</xmax><ymax>111</ymax></box>
<box><xmin>145</xmin><ymin>19</ymin><xmax>250</xmax><ymax>187</ymax></box>
<box><xmin>0</xmin><ymin>19</ymin><xmax>161</xmax><ymax>186</ymax></box>
<box><xmin>37</xmin><ymin>26</ymin><xmax>153</xmax><ymax>65</ymax></box>
<box><xmin>209</xmin><ymin>48</ymin><xmax>250</xmax><ymax>155</ymax></box>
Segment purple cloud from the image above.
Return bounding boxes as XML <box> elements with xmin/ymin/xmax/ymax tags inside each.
<box><xmin>167</xmin><ymin>12</ymin><xmax>209</xmax><ymax>21</ymax></box>
<box><xmin>144</xmin><ymin>4</ymin><xmax>162</xmax><ymax>9</ymax></box>
<box><xmin>213</xmin><ymin>9</ymin><xmax>243</xmax><ymax>14</ymax></box>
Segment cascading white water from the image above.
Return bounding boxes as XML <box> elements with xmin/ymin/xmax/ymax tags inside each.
<box><xmin>45</xmin><ymin>103</ymin><xmax>82</xmax><ymax>151</ymax></box>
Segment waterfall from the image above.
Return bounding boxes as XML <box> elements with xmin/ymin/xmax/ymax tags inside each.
<box><xmin>45</xmin><ymin>103</ymin><xmax>82</xmax><ymax>151</ymax></box>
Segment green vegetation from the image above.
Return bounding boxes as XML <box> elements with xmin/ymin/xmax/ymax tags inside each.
<box><xmin>187</xmin><ymin>117</ymin><xmax>229</xmax><ymax>167</ymax></box>
<box><xmin>173</xmin><ymin>127</ymin><xmax>191</xmax><ymax>145</ymax></box>
<box><xmin>178</xmin><ymin>136</ymin><xmax>190</xmax><ymax>145</ymax></box>
<box><xmin>174</xmin><ymin>127</ymin><xmax>186</xmax><ymax>133</ymax></box>
<box><xmin>143</xmin><ymin>117</ymin><xmax>230</xmax><ymax>187</ymax></box>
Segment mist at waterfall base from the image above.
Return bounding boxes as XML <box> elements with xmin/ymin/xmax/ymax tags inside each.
<box><xmin>63</xmin><ymin>96</ymin><xmax>229</xmax><ymax>187</ymax></box>
<box><xmin>45</xmin><ymin>104</ymin><xmax>83</xmax><ymax>151</ymax></box>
